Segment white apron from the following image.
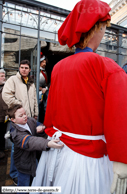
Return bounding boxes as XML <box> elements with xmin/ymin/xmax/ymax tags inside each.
<box><xmin>31</xmin><ymin>127</ymin><xmax>114</xmax><ymax>194</ymax></box>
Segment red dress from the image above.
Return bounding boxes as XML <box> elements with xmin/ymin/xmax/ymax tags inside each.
<box><xmin>44</xmin><ymin>51</ymin><xmax>127</xmax><ymax>163</ymax></box>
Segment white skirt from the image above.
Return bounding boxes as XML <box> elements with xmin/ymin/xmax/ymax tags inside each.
<box><xmin>31</xmin><ymin>140</ymin><xmax>114</xmax><ymax>194</ymax></box>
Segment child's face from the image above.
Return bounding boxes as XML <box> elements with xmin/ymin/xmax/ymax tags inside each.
<box><xmin>12</xmin><ymin>108</ymin><xmax>27</xmax><ymax>125</ymax></box>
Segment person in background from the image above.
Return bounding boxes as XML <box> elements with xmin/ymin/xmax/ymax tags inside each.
<box><xmin>2</xmin><ymin>59</ymin><xmax>38</xmax><ymax>185</ymax></box>
<box><xmin>31</xmin><ymin>1</ymin><xmax>127</xmax><ymax>194</ymax></box>
<box><xmin>0</xmin><ymin>69</ymin><xmax>8</xmax><ymax>159</ymax></box>
<box><xmin>2</xmin><ymin>59</ymin><xmax>38</xmax><ymax>119</ymax></box>
<box><xmin>122</xmin><ymin>63</ymin><xmax>127</xmax><ymax>73</ymax></box>
<box><xmin>39</xmin><ymin>52</ymin><xmax>48</xmax><ymax>93</ymax></box>
<box><xmin>7</xmin><ymin>104</ymin><xmax>63</xmax><ymax>191</ymax></box>
<box><xmin>39</xmin><ymin>53</ymin><xmax>49</xmax><ymax>123</ymax></box>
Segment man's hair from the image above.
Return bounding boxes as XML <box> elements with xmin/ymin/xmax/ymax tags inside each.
<box><xmin>8</xmin><ymin>104</ymin><xmax>23</xmax><ymax>119</ymax></box>
<box><xmin>0</xmin><ymin>69</ymin><xmax>5</xmax><ymax>74</ymax></box>
<box><xmin>20</xmin><ymin>60</ymin><xmax>31</xmax><ymax>69</ymax></box>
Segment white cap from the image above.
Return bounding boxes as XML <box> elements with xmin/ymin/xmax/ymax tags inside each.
<box><xmin>0</xmin><ymin>69</ymin><xmax>5</xmax><ymax>73</ymax></box>
<box><xmin>40</xmin><ymin>55</ymin><xmax>46</xmax><ymax>62</ymax></box>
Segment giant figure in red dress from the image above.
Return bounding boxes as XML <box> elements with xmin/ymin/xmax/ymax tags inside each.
<box><xmin>31</xmin><ymin>1</ymin><xmax>127</xmax><ymax>193</ymax></box>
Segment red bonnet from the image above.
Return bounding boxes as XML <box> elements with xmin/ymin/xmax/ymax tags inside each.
<box><xmin>58</xmin><ymin>0</ymin><xmax>111</xmax><ymax>48</ymax></box>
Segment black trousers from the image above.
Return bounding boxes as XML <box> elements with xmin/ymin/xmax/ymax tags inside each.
<box><xmin>39</xmin><ymin>101</ymin><xmax>45</xmax><ymax>123</ymax></box>
<box><xmin>0</xmin><ymin>122</ymin><xmax>7</xmax><ymax>151</ymax></box>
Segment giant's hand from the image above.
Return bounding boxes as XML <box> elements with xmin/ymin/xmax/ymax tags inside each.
<box><xmin>111</xmin><ymin>162</ymin><xmax>127</xmax><ymax>194</ymax></box>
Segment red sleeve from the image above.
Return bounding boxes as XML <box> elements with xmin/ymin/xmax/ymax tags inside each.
<box><xmin>102</xmin><ymin>70</ymin><xmax>127</xmax><ymax>163</ymax></box>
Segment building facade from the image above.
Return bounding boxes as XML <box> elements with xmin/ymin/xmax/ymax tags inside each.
<box><xmin>109</xmin><ymin>0</ymin><xmax>127</xmax><ymax>27</ymax></box>
<box><xmin>0</xmin><ymin>0</ymin><xmax>127</xmax><ymax>102</ymax></box>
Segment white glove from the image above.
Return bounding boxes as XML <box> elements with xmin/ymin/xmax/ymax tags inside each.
<box><xmin>111</xmin><ymin>162</ymin><xmax>127</xmax><ymax>194</ymax></box>
<box><xmin>4</xmin><ymin>131</ymin><xmax>10</xmax><ymax>139</ymax></box>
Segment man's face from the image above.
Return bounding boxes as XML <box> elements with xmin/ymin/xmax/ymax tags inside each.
<box><xmin>12</xmin><ymin>107</ymin><xmax>27</xmax><ymax>125</ymax></box>
<box><xmin>19</xmin><ymin>64</ymin><xmax>31</xmax><ymax>78</ymax></box>
<box><xmin>40</xmin><ymin>60</ymin><xmax>46</xmax><ymax>69</ymax></box>
<box><xmin>0</xmin><ymin>73</ymin><xmax>6</xmax><ymax>84</ymax></box>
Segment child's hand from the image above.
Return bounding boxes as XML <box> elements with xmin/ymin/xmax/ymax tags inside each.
<box><xmin>48</xmin><ymin>139</ymin><xmax>64</xmax><ymax>149</ymax></box>
<box><xmin>36</xmin><ymin>125</ymin><xmax>45</xmax><ymax>133</ymax></box>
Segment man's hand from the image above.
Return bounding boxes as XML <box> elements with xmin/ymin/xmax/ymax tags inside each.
<box><xmin>47</xmin><ymin>139</ymin><xmax>64</xmax><ymax>149</ymax></box>
<box><xmin>36</xmin><ymin>125</ymin><xmax>45</xmax><ymax>133</ymax></box>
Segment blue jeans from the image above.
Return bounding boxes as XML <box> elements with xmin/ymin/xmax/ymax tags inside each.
<box><xmin>10</xmin><ymin>143</ymin><xmax>18</xmax><ymax>179</ymax></box>
<box><xmin>17</xmin><ymin>171</ymin><xmax>31</xmax><ymax>194</ymax></box>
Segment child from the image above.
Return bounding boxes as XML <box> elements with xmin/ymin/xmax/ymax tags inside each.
<box><xmin>7</xmin><ymin>104</ymin><xmax>64</xmax><ymax>187</ymax></box>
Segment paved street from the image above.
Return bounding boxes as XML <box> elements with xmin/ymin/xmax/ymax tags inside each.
<box><xmin>0</xmin><ymin>149</ymin><xmax>12</xmax><ymax>186</ymax></box>
<box><xmin>0</xmin><ymin>149</ymin><xmax>16</xmax><ymax>194</ymax></box>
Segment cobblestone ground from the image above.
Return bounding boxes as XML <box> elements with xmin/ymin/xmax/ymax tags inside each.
<box><xmin>0</xmin><ymin>149</ymin><xmax>16</xmax><ymax>194</ymax></box>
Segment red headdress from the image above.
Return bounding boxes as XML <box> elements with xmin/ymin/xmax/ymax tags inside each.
<box><xmin>58</xmin><ymin>0</ymin><xmax>111</xmax><ymax>48</ymax></box>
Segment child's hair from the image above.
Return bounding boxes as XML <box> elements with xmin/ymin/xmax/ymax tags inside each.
<box><xmin>75</xmin><ymin>20</ymin><xmax>111</xmax><ymax>49</ymax></box>
<box><xmin>7</xmin><ymin>104</ymin><xmax>23</xmax><ymax>119</ymax></box>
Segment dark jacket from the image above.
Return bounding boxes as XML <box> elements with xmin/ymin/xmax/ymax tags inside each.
<box><xmin>0</xmin><ymin>86</ymin><xmax>8</xmax><ymax>122</ymax></box>
<box><xmin>10</xmin><ymin>117</ymin><xmax>49</xmax><ymax>177</ymax></box>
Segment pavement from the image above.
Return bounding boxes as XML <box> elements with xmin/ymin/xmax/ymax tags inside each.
<box><xmin>0</xmin><ymin>149</ymin><xmax>14</xmax><ymax>186</ymax></box>
<box><xmin>0</xmin><ymin>148</ymin><xmax>16</xmax><ymax>194</ymax></box>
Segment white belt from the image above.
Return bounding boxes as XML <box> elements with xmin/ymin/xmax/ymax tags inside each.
<box><xmin>48</xmin><ymin>126</ymin><xmax>106</xmax><ymax>182</ymax></box>
<box><xmin>53</xmin><ymin>126</ymin><xmax>106</xmax><ymax>143</ymax></box>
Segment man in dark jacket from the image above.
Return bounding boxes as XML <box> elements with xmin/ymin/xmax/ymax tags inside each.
<box><xmin>0</xmin><ymin>69</ymin><xmax>8</xmax><ymax>159</ymax></box>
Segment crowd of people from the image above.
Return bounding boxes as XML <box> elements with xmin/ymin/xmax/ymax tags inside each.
<box><xmin>1</xmin><ymin>0</ymin><xmax>127</xmax><ymax>194</ymax></box>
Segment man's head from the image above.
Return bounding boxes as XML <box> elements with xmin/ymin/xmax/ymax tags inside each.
<box><xmin>19</xmin><ymin>60</ymin><xmax>31</xmax><ymax>79</ymax></box>
<box><xmin>0</xmin><ymin>69</ymin><xmax>6</xmax><ymax>85</ymax></box>
<box><xmin>8</xmin><ymin>104</ymin><xmax>27</xmax><ymax>125</ymax></box>
<box><xmin>40</xmin><ymin>56</ymin><xmax>46</xmax><ymax>69</ymax></box>
<box><xmin>40</xmin><ymin>59</ymin><xmax>46</xmax><ymax>69</ymax></box>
